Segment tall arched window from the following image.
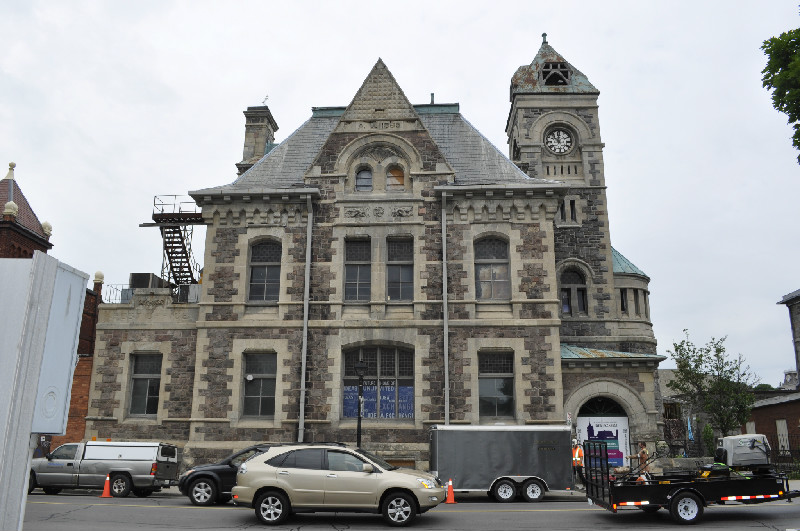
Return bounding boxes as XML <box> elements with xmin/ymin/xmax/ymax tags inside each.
<box><xmin>342</xmin><ymin>346</ymin><xmax>414</xmax><ymax>419</ymax></box>
<box><xmin>249</xmin><ymin>241</ymin><xmax>281</xmax><ymax>301</ymax></box>
<box><xmin>474</xmin><ymin>237</ymin><xmax>511</xmax><ymax>300</ymax></box>
<box><xmin>560</xmin><ymin>269</ymin><xmax>587</xmax><ymax>316</ymax></box>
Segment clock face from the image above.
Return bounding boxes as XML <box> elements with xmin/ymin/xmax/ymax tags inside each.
<box><xmin>546</xmin><ymin>129</ymin><xmax>573</xmax><ymax>154</ymax></box>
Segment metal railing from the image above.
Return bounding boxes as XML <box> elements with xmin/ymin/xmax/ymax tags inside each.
<box><xmin>767</xmin><ymin>434</ymin><xmax>800</xmax><ymax>478</ymax></box>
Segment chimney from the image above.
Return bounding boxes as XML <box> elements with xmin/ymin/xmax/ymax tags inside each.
<box><xmin>236</xmin><ymin>106</ymin><xmax>279</xmax><ymax>176</ymax></box>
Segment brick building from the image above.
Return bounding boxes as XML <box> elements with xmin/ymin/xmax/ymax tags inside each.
<box><xmin>87</xmin><ymin>39</ymin><xmax>665</xmax><ymax>467</ymax></box>
<box><xmin>1</xmin><ymin>162</ymin><xmax>102</xmax><ymax>452</ymax></box>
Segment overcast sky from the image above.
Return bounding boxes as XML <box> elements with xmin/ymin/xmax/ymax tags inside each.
<box><xmin>2</xmin><ymin>1</ymin><xmax>798</xmax><ymax>386</ymax></box>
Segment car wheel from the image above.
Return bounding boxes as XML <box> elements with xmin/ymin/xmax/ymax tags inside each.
<box><xmin>382</xmin><ymin>492</ymin><xmax>417</xmax><ymax>527</ymax></box>
<box><xmin>670</xmin><ymin>491</ymin><xmax>703</xmax><ymax>524</ymax></box>
<box><xmin>188</xmin><ymin>478</ymin><xmax>217</xmax><ymax>506</ymax></box>
<box><xmin>42</xmin><ymin>487</ymin><xmax>61</xmax><ymax>495</ymax></box>
<box><xmin>110</xmin><ymin>474</ymin><xmax>132</xmax><ymax>498</ymax></box>
<box><xmin>254</xmin><ymin>491</ymin><xmax>290</xmax><ymax>525</ymax></box>
<box><xmin>521</xmin><ymin>479</ymin><xmax>545</xmax><ymax>502</ymax></box>
<box><xmin>492</xmin><ymin>479</ymin><xmax>517</xmax><ymax>503</ymax></box>
<box><xmin>132</xmin><ymin>488</ymin><xmax>153</xmax><ymax>497</ymax></box>
<box><xmin>28</xmin><ymin>473</ymin><xmax>36</xmax><ymax>494</ymax></box>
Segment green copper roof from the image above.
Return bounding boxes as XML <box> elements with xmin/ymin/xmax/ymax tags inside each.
<box><xmin>611</xmin><ymin>247</ymin><xmax>648</xmax><ymax>278</ymax></box>
<box><xmin>561</xmin><ymin>344</ymin><xmax>665</xmax><ymax>361</ymax></box>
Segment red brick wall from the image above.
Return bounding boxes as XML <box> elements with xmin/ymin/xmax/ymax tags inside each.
<box><xmin>744</xmin><ymin>399</ymin><xmax>800</xmax><ymax>439</ymax></box>
<box><xmin>0</xmin><ymin>224</ymin><xmax>50</xmax><ymax>257</ymax></box>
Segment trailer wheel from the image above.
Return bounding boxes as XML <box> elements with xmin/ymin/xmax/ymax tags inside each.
<box><xmin>521</xmin><ymin>479</ymin><xmax>545</xmax><ymax>502</ymax></box>
<box><xmin>670</xmin><ymin>492</ymin><xmax>703</xmax><ymax>524</ymax></box>
<box><xmin>492</xmin><ymin>479</ymin><xmax>517</xmax><ymax>502</ymax></box>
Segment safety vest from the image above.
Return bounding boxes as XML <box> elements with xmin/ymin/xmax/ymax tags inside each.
<box><xmin>572</xmin><ymin>446</ymin><xmax>584</xmax><ymax>467</ymax></box>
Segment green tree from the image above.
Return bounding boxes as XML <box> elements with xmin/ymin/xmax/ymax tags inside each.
<box><xmin>666</xmin><ymin>331</ymin><xmax>759</xmax><ymax>437</ymax></box>
<box><xmin>762</xmin><ymin>27</ymin><xmax>800</xmax><ymax>163</ymax></box>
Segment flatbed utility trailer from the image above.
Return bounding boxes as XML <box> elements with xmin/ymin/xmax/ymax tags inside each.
<box><xmin>585</xmin><ymin>437</ymin><xmax>800</xmax><ymax>524</ymax></box>
<box><xmin>429</xmin><ymin>424</ymin><xmax>573</xmax><ymax>502</ymax></box>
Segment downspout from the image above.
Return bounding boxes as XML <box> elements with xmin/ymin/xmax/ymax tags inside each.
<box><xmin>441</xmin><ymin>192</ymin><xmax>450</xmax><ymax>425</ymax></box>
<box><xmin>298</xmin><ymin>195</ymin><xmax>313</xmax><ymax>442</ymax></box>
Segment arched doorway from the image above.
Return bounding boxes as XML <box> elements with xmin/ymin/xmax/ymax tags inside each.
<box><xmin>576</xmin><ymin>396</ymin><xmax>630</xmax><ymax>468</ymax></box>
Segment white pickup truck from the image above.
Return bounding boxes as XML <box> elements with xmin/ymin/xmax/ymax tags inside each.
<box><xmin>30</xmin><ymin>441</ymin><xmax>179</xmax><ymax>497</ymax></box>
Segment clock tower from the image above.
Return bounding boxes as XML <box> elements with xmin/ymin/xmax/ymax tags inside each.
<box><xmin>507</xmin><ymin>35</ymin><xmax>656</xmax><ymax>355</ymax></box>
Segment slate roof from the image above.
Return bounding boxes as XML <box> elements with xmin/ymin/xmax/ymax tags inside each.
<box><xmin>778</xmin><ymin>288</ymin><xmax>800</xmax><ymax>305</ymax></box>
<box><xmin>0</xmin><ymin>171</ymin><xmax>48</xmax><ymax>239</ymax></box>
<box><xmin>752</xmin><ymin>392</ymin><xmax>800</xmax><ymax>408</ymax></box>
<box><xmin>561</xmin><ymin>344</ymin><xmax>665</xmax><ymax>361</ymax></box>
<box><xmin>192</xmin><ymin>106</ymin><xmax>559</xmax><ymax>197</ymax></box>
<box><xmin>611</xmin><ymin>247</ymin><xmax>648</xmax><ymax>278</ymax></box>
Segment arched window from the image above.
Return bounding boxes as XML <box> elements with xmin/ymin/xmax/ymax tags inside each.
<box><xmin>560</xmin><ymin>268</ymin><xmax>587</xmax><ymax>316</ymax></box>
<box><xmin>474</xmin><ymin>237</ymin><xmax>510</xmax><ymax>300</ymax></box>
<box><xmin>342</xmin><ymin>346</ymin><xmax>414</xmax><ymax>419</ymax></box>
<box><xmin>578</xmin><ymin>397</ymin><xmax>626</xmax><ymax>417</ymax></box>
<box><xmin>386</xmin><ymin>166</ymin><xmax>405</xmax><ymax>191</ymax></box>
<box><xmin>355</xmin><ymin>168</ymin><xmax>373</xmax><ymax>191</ymax></box>
<box><xmin>249</xmin><ymin>241</ymin><xmax>281</xmax><ymax>301</ymax></box>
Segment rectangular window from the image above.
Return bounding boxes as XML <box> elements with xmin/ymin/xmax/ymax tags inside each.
<box><xmin>634</xmin><ymin>289</ymin><xmax>641</xmax><ymax>315</ymax></box>
<box><xmin>345</xmin><ymin>240</ymin><xmax>371</xmax><ymax>301</ymax></box>
<box><xmin>243</xmin><ymin>353</ymin><xmax>277</xmax><ymax>417</ymax></box>
<box><xmin>577</xmin><ymin>288</ymin><xmax>587</xmax><ymax>313</ymax></box>
<box><xmin>343</xmin><ymin>347</ymin><xmax>414</xmax><ymax>419</ymax></box>
<box><xmin>643</xmin><ymin>290</ymin><xmax>649</xmax><ymax>318</ymax></box>
<box><xmin>560</xmin><ymin>199</ymin><xmax>567</xmax><ymax>222</ymax></box>
<box><xmin>130</xmin><ymin>353</ymin><xmax>162</xmax><ymax>416</ymax></box>
<box><xmin>387</xmin><ymin>238</ymin><xmax>413</xmax><ymax>301</ymax></box>
<box><xmin>569</xmin><ymin>199</ymin><xmax>577</xmax><ymax>222</ymax></box>
<box><xmin>561</xmin><ymin>288</ymin><xmax>572</xmax><ymax>315</ymax></box>
<box><xmin>249</xmin><ymin>241</ymin><xmax>282</xmax><ymax>302</ymax></box>
<box><xmin>620</xmin><ymin>288</ymin><xmax>628</xmax><ymax>314</ymax></box>
<box><xmin>478</xmin><ymin>352</ymin><xmax>514</xmax><ymax>418</ymax></box>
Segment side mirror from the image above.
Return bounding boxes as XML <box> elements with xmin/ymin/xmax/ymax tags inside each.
<box><xmin>45</xmin><ymin>453</ymin><xmax>53</xmax><ymax>460</ymax></box>
<box><xmin>362</xmin><ymin>463</ymin><xmax>374</xmax><ymax>473</ymax></box>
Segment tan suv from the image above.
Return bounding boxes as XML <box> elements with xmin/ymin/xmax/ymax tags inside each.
<box><xmin>232</xmin><ymin>443</ymin><xmax>445</xmax><ymax>526</ymax></box>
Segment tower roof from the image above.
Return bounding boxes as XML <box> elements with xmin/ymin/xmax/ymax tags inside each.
<box><xmin>611</xmin><ymin>246</ymin><xmax>648</xmax><ymax>278</ymax></box>
<box><xmin>1</xmin><ymin>163</ymin><xmax>50</xmax><ymax>240</ymax></box>
<box><xmin>510</xmin><ymin>33</ymin><xmax>598</xmax><ymax>97</ymax></box>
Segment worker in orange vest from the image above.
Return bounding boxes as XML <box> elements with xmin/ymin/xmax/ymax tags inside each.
<box><xmin>572</xmin><ymin>439</ymin><xmax>585</xmax><ymax>488</ymax></box>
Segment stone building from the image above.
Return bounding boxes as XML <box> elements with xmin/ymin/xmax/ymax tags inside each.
<box><xmin>87</xmin><ymin>38</ymin><xmax>665</xmax><ymax>467</ymax></box>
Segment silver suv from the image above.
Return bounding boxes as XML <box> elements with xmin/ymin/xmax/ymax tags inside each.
<box><xmin>232</xmin><ymin>444</ymin><xmax>445</xmax><ymax>526</ymax></box>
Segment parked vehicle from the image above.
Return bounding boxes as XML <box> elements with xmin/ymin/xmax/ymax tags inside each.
<box><xmin>585</xmin><ymin>435</ymin><xmax>800</xmax><ymax>524</ymax></box>
<box><xmin>29</xmin><ymin>441</ymin><xmax>179</xmax><ymax>497</ymax></box>
<box><xmin>231</xmin><ymin>443</ymin><xmax>445</xmax><ymax>527</ymax></box>
<box><xmin>429</xmin><ymin>424</ymin><xmax>573</xmax><ymax>502</ymax></box>
<box><xmin>178</xmin><ymin>443</ymin><xmax>273</xmax><ymax>505</ymax></box>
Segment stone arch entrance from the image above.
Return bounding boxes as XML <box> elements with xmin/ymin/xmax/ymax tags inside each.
<box><xmin>564</xmin><ymin>379</ymin><xmax>653</xmax><ymax>442</ymax></box>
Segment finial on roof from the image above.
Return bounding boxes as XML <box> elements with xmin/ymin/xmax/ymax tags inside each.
<box><xmin>542</xmin><ymin>33</ymin><xmax>548</xmax><ymax>45</ymax></box>
<box><xmin>3</xmin><ymin>200</ymin><xmax>18</xmax><ymax>218</ymax></box>
<box><xmin>42</xmin><ymin>221</ymin><xmax>52</xmax><ymax>238</ymax></box>
<box><xmin>94</xmin><ymin>271</ymin><xmax>105</xmax><ymax>284</ymax></box>
<box><xmin>5</xmin><ymin>162</ymin><xmax>15</xmax><ymax>181</ymax></box>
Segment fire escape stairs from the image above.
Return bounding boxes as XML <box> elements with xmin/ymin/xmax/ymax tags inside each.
<box><xmin>151</xmin><ymin>211</ymin><xmax>203</xmax><ymax>286</ymax></box>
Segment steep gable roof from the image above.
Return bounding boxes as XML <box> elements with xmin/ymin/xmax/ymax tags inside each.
<box><xmin>511</xmin><ymin>35</ymin><xmax>598</xmax><ymax>96</ymax></box>
<box><xmin>339</xmin><ymin>59</ymin><xmax>419</xmax><ymax>123</ymax></box>
<box><xmin>1</xmin><ymin>164</ymin><xmax>49</xmax><ymax>240</ymax></box>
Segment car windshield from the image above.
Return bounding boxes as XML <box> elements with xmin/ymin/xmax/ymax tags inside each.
<box><xmin>355</xmin><ymin>448</ymin><xmax>397</xmax><ymax>470</ymax></box>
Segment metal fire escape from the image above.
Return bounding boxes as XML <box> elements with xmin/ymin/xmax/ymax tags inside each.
<box><xmin>140</xmin><ymin>195</ymin><xmax>204</xmax><ymax>287</ymax></box>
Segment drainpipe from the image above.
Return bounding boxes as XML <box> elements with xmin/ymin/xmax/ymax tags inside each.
<box><xmin>441</xmin><ymin>192</ymin><xmax>450</xmax><ymax>425</ymax></box>
<box><xmin>298</xmin><ymin>195</ymin><xmax>313</xmax><ymax>442</ymax></box>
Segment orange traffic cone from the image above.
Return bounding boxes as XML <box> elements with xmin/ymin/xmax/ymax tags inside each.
<box><xmin>445</xmin><ymin>478</ymin><xmax>457</xmax><ymax>504</ymax></box>
<box><xmin>100</xmin><ymin>475</ymin><xmax>112</xmax><ymax>498</ymax></box>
